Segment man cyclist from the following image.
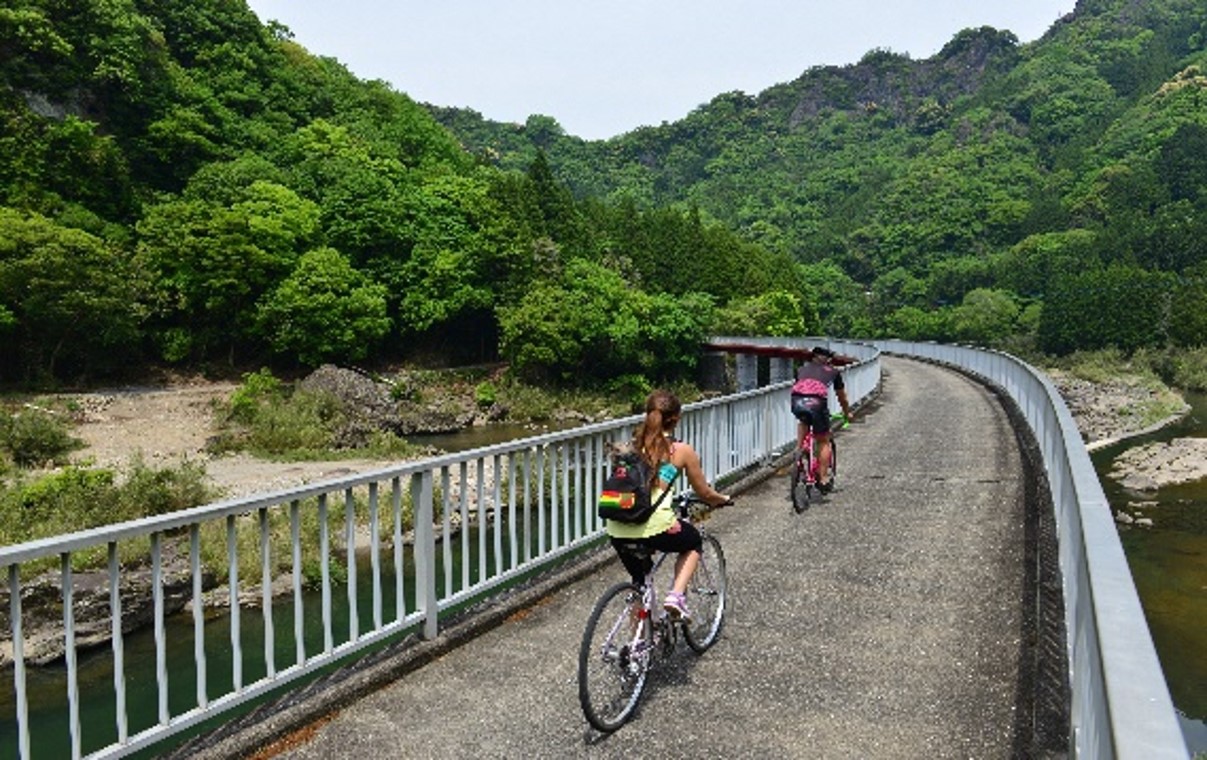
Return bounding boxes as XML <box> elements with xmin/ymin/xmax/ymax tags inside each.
<box><xmin>790</xmin><ymin>345</ymin><xmax>854</xmax><ymax>493</ymax></box>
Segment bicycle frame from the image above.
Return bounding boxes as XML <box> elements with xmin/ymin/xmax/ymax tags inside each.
<box><xmin>798</xmin><ymin>428</ymin><xmax>820</xmax><ymax>484</ymax></box>
<box><xmin>626</xmin><ymin>553</ymin><xmax>678</xmax><ymax>662</ymax></box>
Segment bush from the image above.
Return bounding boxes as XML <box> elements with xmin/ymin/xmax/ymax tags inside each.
<box><xmin>606</xmin><ymin>374</ymin><xmax>653</xmax><ymax>413</ymax></box>
<box><xmin>213</xmin><ymin>369</ymin><xmax>344</xmax><ymax>458</ymax></box>
<box><xmin>0</xmin><ymin>406</ymin><xmax>86</xmax><ymax>467</ymax></box>
<box><xmin>0</xmin><ymin>460</ymin><xmax>216</xmax><ymax>545</ymax></box>
<box><xmin>1136</xmin><ymin>346</ymin><xmax>1207</xmax><ymax>393</ymax></box>
<box><xmin>474</xmin><ymin>381</ymin><xmax>497</xmax><ymax>409</ymax></box>
<box><xmin>116</xmin><ymin>457</ymin><xmax>212</xmax><ymax>518</ymax></box>
<box><xmin>227</xmin><ymin>367</ymin><xmax>287</xmax><ymax>424</ymax></box>
<box><xmin>233</xmin><ymin>389</ymin><xmax>341</xmax><ymax>458</ymax></box>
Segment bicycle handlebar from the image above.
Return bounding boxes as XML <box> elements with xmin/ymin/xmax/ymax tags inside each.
<box><xmin>671</xmin><ymin>492</ymin><xmax>733</xmax><ymax>518</ymax></box>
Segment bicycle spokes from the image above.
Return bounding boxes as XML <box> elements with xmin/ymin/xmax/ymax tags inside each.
<box><xmin>579</xmin><ymin>583</ymin><xmax>651</xmax><ymax>732</ymax></box>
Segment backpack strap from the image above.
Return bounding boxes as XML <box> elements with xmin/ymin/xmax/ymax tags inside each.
<box><xmin>652</xmin><ymin>466</ymin><xmax>680</xmax><ymax>509</ymax></box>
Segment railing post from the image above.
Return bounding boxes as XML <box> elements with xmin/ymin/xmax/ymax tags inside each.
<box><xmin>412</xmin><ymin>471</ymin><xmax>438</xmax><ymax>640</ymax></box>
<box><xmin>762</xmin><ymin>391</ymin><xmax>775</xmax><ymax>465</ymax></box>
<box><xmin>9</xmin><ymin>565</ymin><xmax>30</xmax><ymax>760</ymax></box>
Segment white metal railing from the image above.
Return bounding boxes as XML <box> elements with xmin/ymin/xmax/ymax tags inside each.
<box><xmin>869</xmin><ymin>340</ymin><xmax>1187</xmax><ymax>760</ymax></box>
<box><xmin>0</xmin><ymin>368</ymin><xmax>880</xmax><ymax>759</ymax></box>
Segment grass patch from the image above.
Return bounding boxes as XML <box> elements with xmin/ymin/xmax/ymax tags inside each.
<box><xmin>193</xmin><ymin>483</ymin><xmax>421</xmax><ymax>590</ymax></box>
<box><xmin>1044</xmin><ymin>347</ymin><xmax>1134</xmax><ymax>384</ymax></box>
<box><xmin>1040</xmin><ymin>348</ymin><xmax>1189</xmax><ymax>431</ymax></box>
<box><xmin>0</xmin><ymin>458</ymin><xmax>215</xmax><ymax>575</ymax></box>
<box><xmin>1139</xmin><ymin>346</ymin><xmax>1207</xmax><ymax>393</ymax></box>
<box><xmin>1044</xmin><ymin>346</ymin><xmax>1207</xmax><ymax>394</ymax></box>
<box><xmin>207</xmin><ymin>366</ymin><xmax>662</xmax><ymax>461</ymax></box>
<box><xmin>208</xmin><ymin>369</ymin><xmax>431</xmax><ymax>461</ymax></box>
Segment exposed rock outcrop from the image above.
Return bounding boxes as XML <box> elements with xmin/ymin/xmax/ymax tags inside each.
<box><xmin>298</xmin><ymin>364</ymin><xmax>486</xmax><ymax>443</ymax></box>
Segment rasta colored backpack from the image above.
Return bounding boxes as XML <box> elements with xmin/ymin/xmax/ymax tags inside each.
<box><xmin>597</xmin><ymin>447</ymin><xmax>679</xmax><ymax>524</ymax></box>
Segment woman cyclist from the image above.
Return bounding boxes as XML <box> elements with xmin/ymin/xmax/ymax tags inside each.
<box><xmin>790</xmin><ymin>346</ymin><xmax>855</xmax><ymax>492</ymax></box>
<box><xmin>606</xmin><ymin>389</ymin><xmax>731</xmax><ymax>620</ymax></box>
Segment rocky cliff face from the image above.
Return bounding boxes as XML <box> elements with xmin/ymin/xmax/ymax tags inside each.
<box><xmin>777</xmin><ymin>27</ymin><xmax>1022</xmax><ymax>131</ymax></box>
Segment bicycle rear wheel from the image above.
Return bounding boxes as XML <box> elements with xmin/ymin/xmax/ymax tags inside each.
<box><xmin>684</xmin><ymin>534</ymin><xmax>727</xmax><ymax>652</ymax></box>
<box><xmin>578</xmin><ymin>582</ymin><xmax>649</xmax><ymax>732</ymax></box>
<box><xmin>791</xmin><ymin>453</ymin><xmax>813</xmax><ymax>513</ymax></box>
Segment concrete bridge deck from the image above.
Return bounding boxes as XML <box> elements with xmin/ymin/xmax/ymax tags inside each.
<box><xmin>187</xmin><ymin>357</ymin><xmax>1066</xmax><ymax>759</ymax></box>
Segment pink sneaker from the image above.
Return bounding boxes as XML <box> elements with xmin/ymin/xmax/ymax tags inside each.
<box><xmin>663</xmin><ymin>591</ymin><xmax>692</xmax><ymax>621</ymax></box>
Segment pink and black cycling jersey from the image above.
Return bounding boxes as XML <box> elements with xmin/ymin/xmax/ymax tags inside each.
<box><xmin>791</xmin><ymin>362</ymin><xmax>843</xmax><ymax>433</ymax></box>
<box><xmin>791</xmin><ymin>363</ymin><xmax>843</xmax><ymax>397</ymax></box>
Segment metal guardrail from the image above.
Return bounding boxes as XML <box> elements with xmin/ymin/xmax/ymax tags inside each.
<box><xmin>869</xmin><ymin>340</ymin><xmax>1187</xmax><ymax>760</ymax></box>
<box><xmin>0</xmin><ymin>366</ymin><xmax>880</xmax><ymax>759</ymax></box>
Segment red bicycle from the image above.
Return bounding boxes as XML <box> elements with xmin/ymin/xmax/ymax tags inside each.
<box><xmin>790</xmin><ymin>412</ymin><xmax>846</xmax><ymax>513</ymax></box>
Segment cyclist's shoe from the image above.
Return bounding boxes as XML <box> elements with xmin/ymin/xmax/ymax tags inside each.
<box><xmin>817</xmin><ymin>479</ymin><xmax>834</xmax><ymax>494</ymax></box>
<box><xmin>663</xmin><ymin>591</ymin><xmax>692</xmax><ymax>621</ymax></box>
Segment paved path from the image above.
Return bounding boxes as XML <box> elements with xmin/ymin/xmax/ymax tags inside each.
<box><xmin>230</xmin><ymin>357</ymin><xmax>1036</xmax><ymax>759</ymax></box>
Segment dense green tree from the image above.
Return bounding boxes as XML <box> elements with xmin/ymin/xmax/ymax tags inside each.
<box><xmin>950</xmin><ymin>288</ymin><xmax>1022</xmax><ymax>347</ymax></box>
<box><xmin>869</xmin><ymin>267</ymin><xmax>928</xmax><ymax>324</ymax></box>
<box><xmin>0</xmin><ymin>208</ymin><xmax>143</xmax><ymax>380</ymax></box>
<box><xmin>927</xmin><ymin>256</ymin><xmax>996</xmax><ymax>307</ymax></box>
<box><xmin>498</xmin><ymin>259</ymin><xmax>712</xmax><ymax>384</ymax></box>
<box><xmin>254</xmin><ymin>247</ymin><xmax>391</xmax><ymax>365</ymax></box>
<box><xmin>711</xmin><ymin>290</ymin><xmax>815</xmax><ymax>338</ymax></box>
<box><xmin>1038</xmin><ymin>264</ymin><xmax>1173</xmax><ymax>355</ymax></box>
<box><xmin>994</xmin><ymin>229</ymin><xmax>1099</xmax><ymax>298</ymax></box>
<box><xmin>1168</xmin><ymin>269</ymin><xmax>1207</xmax><ymax>347</ymax></box>
<box><xmin>797</xmin><ymin>261</ymin><xmax>872</xmax><ymax>337</ymax></box>
<box><xmin>1156</xmin><ymin>121</ymin><xmax>1207</xmax><ymax>203</ymax></box>
<box><xmin>883</xmin><ymin>305</ymin><xmax>952</xmax><ymax>342</ymax></box>
<box><xmin>136</xmin><ymin>181</ymin><xmax>319</xmax><ymax>361</ymax></box>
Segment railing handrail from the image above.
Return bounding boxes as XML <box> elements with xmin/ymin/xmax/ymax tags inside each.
<box><xmin>0</xmin><ymin>381</ymin><xmax>796</xmax><ymax>568</ymax></box>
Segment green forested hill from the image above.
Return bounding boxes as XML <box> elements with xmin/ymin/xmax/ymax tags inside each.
<box><xmin>0</xmin><ymin>0</ymin><xmax>808</xmax><ymax>387</ymax></box>
<box><xmin>432</xmin><ymin>0</ymin><xmax>1207</xmax><ymax>353</ymax></box>
<box><xmin>2</xmin><ymin>0</ymin><xmax>1206</xmax><ymax>390</ymax></box>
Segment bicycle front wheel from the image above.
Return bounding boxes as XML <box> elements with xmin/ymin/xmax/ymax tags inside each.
<box><xmin>684</xmin><ymin>534</ymin><xmax>727</xmax><ymax>653</ymax></box>
<box><xmin>578</xmin><ymin>582</ymin><xmax>649</xmax><ymax>732</ymax></box>
<box><xmin>830</xmin><ymin>438</ymin><xmax>838</xmax><ymax>488</ymax></box>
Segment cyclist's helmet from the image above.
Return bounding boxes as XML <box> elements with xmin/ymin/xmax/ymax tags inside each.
<box><xmin>812</xmin><ymin>345</ymin><xmax>835</xmax><ymax>362</ymax></box>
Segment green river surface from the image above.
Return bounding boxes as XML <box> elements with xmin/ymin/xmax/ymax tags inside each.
<box><xmin>1092</xmin><ymin>390</ymin><xmax>1207</xmax><ymax>755</ymax></box>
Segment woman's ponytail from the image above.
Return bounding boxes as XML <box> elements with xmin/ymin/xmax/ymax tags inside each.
<box><xmin>633</xmin><ymin>390</ymin><xmax>681</xmax><ymax>484</ymax></box>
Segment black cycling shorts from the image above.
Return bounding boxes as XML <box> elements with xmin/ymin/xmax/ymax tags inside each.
<box><xmin>610</xmin><ymin>521</ymin><xmax>703</xmax><ymax>586</ymax></box>
<box><xmin>790</xmin><ymin>393</ymin><xmax>832</xmax><ymax>434</ymax></box>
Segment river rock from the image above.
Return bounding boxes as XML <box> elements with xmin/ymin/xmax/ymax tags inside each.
<box><xmin>1109</xmin><ymin>437</ymin><xmax>1207</xmax><ymax>491</ymax></box>
<box><xmin>0</xmin><ymin>545</ymin><xmax>202</xmax><ymax>667</ymax></box>
<box><xmin>298</xmin><ymin>364</ymin><xmax>476</xmax><ymax>441</ymax></box>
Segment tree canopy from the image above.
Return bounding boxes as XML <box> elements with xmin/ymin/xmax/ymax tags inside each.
<box><xmin>3</xmin><ymin>0</ymin><xmax>1206</xmax><ymax>388</ymax></box>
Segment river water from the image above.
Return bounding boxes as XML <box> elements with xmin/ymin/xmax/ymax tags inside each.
<box><xmin>1091</xmin><ymin>390</ymin><xmax>1207</xmax><ymax>754</ymax></box>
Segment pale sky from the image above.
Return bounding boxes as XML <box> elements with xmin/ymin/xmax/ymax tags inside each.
<box><xmin>244</xmin><ymin>1</ymin><xmax>1076</xmax><ymax>141</ymax></box>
